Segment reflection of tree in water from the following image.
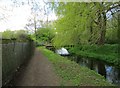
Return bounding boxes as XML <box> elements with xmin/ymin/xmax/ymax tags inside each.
<box><xmin>68</xmin><ymin>56</ymin><xmax>120</xmax><ymax>85</ymax></box>
<box><xmin>87</xmin><ymin>59</ymin><xmax>94</xmax><ymax>70</ymax></box>
<box><xmin>117</xmin><ymin>70</ymin><xmax>120</xmax><ymax>84</ymax></box>
<box><xmin>112</xmin><ymin>68</ymin><xmax>120</xmax><ymax>84</ymax></box>
<box><xmin>76</xmin><ymin>56</ymin><xmax>81</xmax><ymax>63</ymax></box>
<box><xmin>106</xmin><ymin>66</ymin><xmax>113</xmax><ymax>83</ymax></box>
<box><xmin>98</xmin><ymin>62</ymin><xmax>106</xmax><ymax>78</ymax></box>
<box><xmin>106</xmin><ymin>66</ymin><xmax>120</xmax><ymax>84</ymax></box>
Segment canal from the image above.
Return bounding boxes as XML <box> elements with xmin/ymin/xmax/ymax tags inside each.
<box><xmin>55</xmin><ymin>47</ymin><xmax>120</xmax><ymax>85</ymax></box>
<box><xmin>67</xmin><ymin>55</ymin><xmax>120</xmax><ymax>86</ymax></box>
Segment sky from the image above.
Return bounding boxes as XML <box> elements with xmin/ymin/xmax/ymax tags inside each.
<box><xmin>0</xmin><ymin>0</ymin><xmax>57</xmax><ymax>32</ymax></box>
<box><xmin>0</xmin><ymin>0</ymin><xmax>118</xmax><ymax>32</ymax></box>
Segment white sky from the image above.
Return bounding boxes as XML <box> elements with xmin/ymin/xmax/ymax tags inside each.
<box><xmin>0</xmin><ymin>0</ymin><xmax>57</xmax><ymax>32</ymax></box>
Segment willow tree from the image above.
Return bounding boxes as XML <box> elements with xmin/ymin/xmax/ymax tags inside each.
<box><xmin>52</xmin><ymin>3</ymin><xmax>94</xmax><ymax>47</ymax></box>
<box><xmin>51</xmin><ymin>2</ymin><xmax>120</xmax><ymax>47</ymax></box>
<box><xmin>93</xmin><ymin>2</ymin><xmax>120</xmax><ymax>45</ymax></box>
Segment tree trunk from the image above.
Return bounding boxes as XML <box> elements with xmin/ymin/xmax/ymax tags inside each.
<box><xmin>88</xmin><ymin>18</ymin><xmax>93</xmax><ymax>44</ymax></box>
<box><xmin>118</xmin><ymin>13</ymin><xmax>120</xmax><ymax>66</ymax></box>
<box><xmin>34</xmin><ymin>16</ymin><xmax>37</xmax><ymax>44</ymax></box>
<box><xmin>97</xmin><ymin>10</ymin><xmax>106</xmax><ymax>45</ymax></box>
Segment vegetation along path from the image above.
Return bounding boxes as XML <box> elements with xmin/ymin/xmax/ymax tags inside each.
<box><xmin>11</xmin><ymin>49</ymin><xmax>60</xmax><ymax>86</ymax></box>
<box><xmin>9</xmin><ymin>47</ymin><xmax>114</xmax><ymax>86</ymax></box>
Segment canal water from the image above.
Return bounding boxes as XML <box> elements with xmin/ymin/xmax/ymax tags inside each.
<box><xmin>67</xmin><ymin>55</ymin><xmax>120</xmax><ymax>85</ymax></box>
<box><xmin>55</xmin><ymin>47</ymin><xmax>120</xmax><ymax>85</ymax></box>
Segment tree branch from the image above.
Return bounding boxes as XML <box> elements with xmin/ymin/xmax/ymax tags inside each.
<box><xmin>106</xmin><ymin>3</ymin><xmax>120</xmax><ymax>13</ymax></box>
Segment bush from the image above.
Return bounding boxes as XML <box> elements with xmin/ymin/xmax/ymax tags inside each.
<box><xmin>68</xmin><ymin>44</ymin><xmax>119</xmax><ymax>67</ymax></box>
<box><xmin>2</xmin><ymin>30</ymin><xmax>32</xmax><ymax>42</ymax></box>
<box><xmin>36</xmin><ymin>28</ymin><xmax>55</xmax><ymax>45</ymax></box>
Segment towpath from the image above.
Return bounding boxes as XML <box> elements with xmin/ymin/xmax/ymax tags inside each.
<box><xmin>10</xmin><ymin>49</ymin><xmax>60</xmax><ymax>86</ymax></box>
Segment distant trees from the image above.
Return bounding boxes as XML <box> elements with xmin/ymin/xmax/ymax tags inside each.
<box><xmin>36</xmin><ymin>27</ymin><xmax>55</xmax><ymax>45</ymax></box>
<box><xmin>2</xmin><ymin>30</ymin><xmax>30</xmax><ymax>41</ymax></box>
<box><xmin>2</xmin><ymin>30</ymin><xmax>15</xmax><ymax>39</ymax></box>
<box><xmin>14</xmin><ymin>30</ymin><xmax>30</xmax><ymax>41</ymax></box>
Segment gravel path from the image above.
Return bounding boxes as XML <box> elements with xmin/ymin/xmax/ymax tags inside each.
<box><xmin>11</xmin><ymin>49</ymin><xmax>60</xmax><ymax>86</ymax></box>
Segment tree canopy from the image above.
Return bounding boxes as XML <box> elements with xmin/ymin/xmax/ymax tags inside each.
<box><xmin>51</xmin><ymin>2</ymin><xmax>119</xmax><ymax>47</ymax></box>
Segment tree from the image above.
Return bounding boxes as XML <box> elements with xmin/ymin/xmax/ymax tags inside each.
<box><xmin>52</xmin><ymin>3</ymin><xmax>91</xmax><ymax>47</ymax></box>
<box><xmin>51</xmin><ymin>2</ymin><xmax>120</xmax><ymax>47</ymax></box>
<box><xmin>93</xmin><ymin>2</ymin><xmax>120</xmax><ymax>45</ymax></box>
<box><xmin>105</xmin><ymin>12</ymin><xmax>119</xmax><ymax>44</ymax></box>
<box><xmin>2</xmin><ymin>30</ymin><xmax>30</xmax><ymax>41</ymax></box>
<box><xmin>36</xmin><ymin>27</ymin><xmax>55</xmax><ymax>45</ymax></box>
<box><xmin>14</xmin><ymin>30</ymin><xmax>30</xmax><ymax>41</ymax></box>
<box><xmin>2</xmin><ymin>30</ymin><xmax>15</xmax><ymax>39</ymax></box>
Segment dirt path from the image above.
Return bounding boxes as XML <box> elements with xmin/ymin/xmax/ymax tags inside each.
<box><xmin>11</xmin><ymin>49</ymin><xmax>60</xmax><ymax>86</ymax></box>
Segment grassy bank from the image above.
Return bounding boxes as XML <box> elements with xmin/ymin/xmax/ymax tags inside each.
<box><xmin>39</xmin><ymin>47</ymin><xmax>114</xmax><ymax>86</ymax></box>
<box><xmin>68</xmin><ymin>44</ymin><xmax>119</xmax><ymax>67</ymax></box>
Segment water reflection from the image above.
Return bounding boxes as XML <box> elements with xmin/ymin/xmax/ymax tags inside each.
<box><xmin>98</xmin><ymin>62</ymin><xmax>106</xmax><ymax>78</ymax></box>
<box><xmin>68</xmin><ymin>56</ymin><xmax>120</xmax><ymax>85</ymax></box>
<box><xmin>105</xmin><ymin>66</ymin><xmax>120</xmax><ymax>84</ymax></box>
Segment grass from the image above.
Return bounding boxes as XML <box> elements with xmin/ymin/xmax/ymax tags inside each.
<box><xmin>39</xmin><ymin>46</ymin><xmax>114</xmax><ymax>86</ymax></box>
<box><xmin>68</xmin><ymin>44</ymin><xmax>119</xmax><ymax>67</ymax></box>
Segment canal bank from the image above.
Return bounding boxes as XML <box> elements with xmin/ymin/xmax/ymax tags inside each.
<box><xmin>39</xmin><ymin>47</ymin><xmax>114</xmax><ymax>86</ymax></box>
<box><xmin>51</xmin><ymin>46</ymin><xmax>120</xmax><ymax>86</ymax></box>
<box><xmin>67</xmin><ymin>56</ymin><xmax>120</xmax><ymax>86</ymax></box>
<box><xmin>67</xmin><ymin>44</ymin><xmax>119</xmax><ymax>67</ymax></box>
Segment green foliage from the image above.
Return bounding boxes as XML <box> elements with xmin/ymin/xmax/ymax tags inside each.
<box><xmin>2</xmin><ymin>30</ymin><xmax>31</xmax><ymax>41</ymax></box>
<box><xmin>52</xmin><ymin>3</ymin><xmax>93</xmax><ymax>46</ymax></box>
<box><xmin>39</xmin><ymin>47</ymin><xmax>114</xmax><ymax>86</ymax></box>
<box><xmin>105</xmin><ymin>13</ymin><xmax>119</xmax><ymax>44</ymax></box>
<box><xmin>14</xmin><ymin>30</ymin><xmax>30</xmax><ymax>41</ymax></box>
<box><xmin>36</xmin><ymin>27</ymin><xmax>55</xmax><ymax>45</ymax></box>
<box><xmin>68</xmin><ymin>44</ymin><xmax>119</xmax><ymax>67</ymax></box>
<box><xmin>51</xmin><ymin>2</ymin><xmax>119</xmax><ymax>46</ymax></box>
<box><xmin>2</xmin><ymin>30</ymin><xmax>15</xmax><ymax>39</ymax></box>
<box><xmin>51</xmin><ymin>2</ymin><xmax>119</xmax><ymax>67</ymax></box>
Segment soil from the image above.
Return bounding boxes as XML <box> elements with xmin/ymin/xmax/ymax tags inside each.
<box><xmin>8</xmin><ymin>49</ymin><xmax>60</xmax><ymax>86</ymax></box>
